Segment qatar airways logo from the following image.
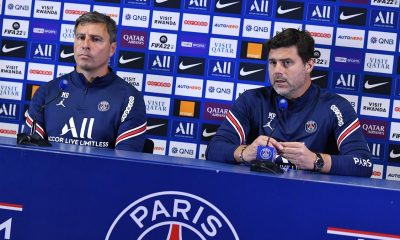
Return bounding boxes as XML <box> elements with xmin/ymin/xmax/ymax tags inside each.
<box><xmin>106</xmin><ymin>191</ymin><xmax>239</xmax><ymax>240</ymax></box>
<box><xmin>361</xmin><ymin>119</ymin><xmax>387</xmax><ymax>139</ymax></box>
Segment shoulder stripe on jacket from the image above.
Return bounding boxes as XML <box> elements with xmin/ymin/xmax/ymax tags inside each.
<box><xmin>337</xmin><ymin>118</ymin><xmax>360</xmax><ymax>149</ymax></box>
<box><xmin>226</xmin><ymin>110</ymin><xmax>245</xmax><ymax>145</ymax></box>
<box><xmin>116</xmin><ymin>122</ymin><xmax>147</xmax><ymax>146</ymax></box>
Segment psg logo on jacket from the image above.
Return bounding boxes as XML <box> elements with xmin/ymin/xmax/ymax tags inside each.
<box><xmin>106</xmin><ymin>191</ymin><xmax>239</xmax><ymax>239</ymax></box>
<box><xmin>305</xmin><ymin>120</ymin><xmax>317</xmax><ymax>133</ymax></box>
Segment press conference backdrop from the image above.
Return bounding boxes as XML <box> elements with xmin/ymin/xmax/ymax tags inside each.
<box><xmin>0</xmin><ymin>0</ymin><xmax>399</xmax><ymax>179</ymax></box>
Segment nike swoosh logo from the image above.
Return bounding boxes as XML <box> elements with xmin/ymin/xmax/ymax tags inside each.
<box><xmin>277</xmin><ymin>6</ymin><xmax>302</xmax><ymax>15</ymax></box>
<box><xmin>311</xmin><ymin>75</ymin><xmax>326</xmax><ymax>81</ymax></box>
<box><xmin>119</xmin><ymin>56</ymin><xmax>142</xmax><ymax>64</ymax></box>
<box><xmin>2</xmin><ymin>44</ymin><xmax>24</xmax><ymax>53</ymax></box>
<box><xmin>203</xmin><ymin>129</ymin><xmax>216</xmax><ymax>138</ymax></box>
<box><xmin>215</xmin><ymin>0</ymin><xmax>239</xmax><ymax>9</ymax></box>
<box><xmin>156</xmin><ymin>0</ymin><xmax>168</xmax><ymax>3</ymax></box>
<box><xmin>239</xmin><ymin>68</ymin><xmax>263</xmax><ymax>76</ymax></box>
<box><xmin>60</xmin><ymin>50</ymin><xmax>74</xmax><ymax>58</ymax></box>
<box><xmin>179</xmin><ymin>62</ymin><xmax>202</xmax><ymax>70</ymax></box>
<box><xmin>364</xmin><ymin>81</ymin><xmax>388</xmax><ymax>89</ymax></box>
<box><xmin>147</xmin><ymin>123</ymin><xmax>165</xmax><ymax>131</ymax></box>
<box><xmin>390</xmin><ymin>150</ymin><xmax>400</xmax><ymax>159</ymax></box>
<box><xmin>339</xmin><ymin>12</ymin><xmax>364</xmax><ymax>21</ymax></box>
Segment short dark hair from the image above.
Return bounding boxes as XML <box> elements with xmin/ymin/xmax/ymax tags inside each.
<box><xmin>265</xmin><ymin>28</ymin><xmax>315</xmax><ymax>63</ymax></box>
<box><xmin>74</xmin><ymin>11</ymin><xmax>116</xmax><ymax>43</ymax></box>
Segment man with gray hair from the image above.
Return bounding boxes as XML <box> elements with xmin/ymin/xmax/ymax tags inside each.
<box><xmin>23</xmin><ymin>11</ymin><xmax>147</xmax><ymax>152</ymax></box>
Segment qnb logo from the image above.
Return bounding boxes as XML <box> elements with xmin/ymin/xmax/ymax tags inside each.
<box><xmin>106</xmin><ymin>191</ymin><xmax>239</xmax><ymax>240</ymax></box>
<box><xmin>245</xmin><ymin>25</ymin><xmax>268</xmax><ymax>32</ymax></box>
<box><xmin>370</xmin><ymin>37</ymin><xmax>394</xmax><ymax>45</ymax></box>
<box><xmin>183</xmin><ymin>20</ymin><xmax>208</xmax><ymax>26</ymax></box>
<box><xmin>172</xmin><ymin>147</ymin><xmax>194</xmax><ymax>155</ymax></box>
<box><xmin>61</xmin><ymin>117</ymin><xmax>94</xmax><ymax>139</ymax></box>
<box><xmin>7</xmin><ymin>3</ymin><xmax>30</xmax><ymax>11</ymax></box>
<box><xmin>29</xmin><ymin>69</ymin><xmax>52</xmax><ymax>75</ymax></box>
<box><xmin>208</xmin><ymin>86</ymin><xmax>231</xmax><ymax>94</ymax></box>
<box><xmin>125</xmin><ymin>14</ymin><xmax>148</xmax><ymax>21</ymax></box>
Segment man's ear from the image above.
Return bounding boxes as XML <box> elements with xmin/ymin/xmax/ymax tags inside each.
<box><xmin>109</xmin><ymin>42</ymin><xmax>117</xmax><ymax>57</ymax></box>
<box><xmin>305</xmin><ymin>59</ymin><xmax>314</xmax><ymax>73</ymax></box>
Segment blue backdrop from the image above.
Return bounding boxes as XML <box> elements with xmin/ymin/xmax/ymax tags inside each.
<box><xmin>0</xmin><ymin>0</ymin><xmax>399</xmax><ymax>180</ymax></box>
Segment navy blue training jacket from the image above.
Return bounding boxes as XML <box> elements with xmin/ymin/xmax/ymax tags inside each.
<box><xmin>206</xmin><ymin>84</ymin><xmax>372</xmax><ymax>177</ymax></box>
<box><xmin>24</xmin><ymin>69</ymin><xmax>147</xmax><ymax>152</ymax></box>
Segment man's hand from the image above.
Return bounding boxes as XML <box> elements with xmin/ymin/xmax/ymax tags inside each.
<box><xmin>234</xmin><ymin>136</ymin><xmax>283</xmax><ymax>163</ymax></box>
<box><xmin>279</xmin><ymin>142</ymin><xmax>315</xmax><ymax>170</ymax></box>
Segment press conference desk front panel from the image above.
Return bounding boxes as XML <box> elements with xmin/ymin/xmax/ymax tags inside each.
<box><xmin>0</xmin><ymin>137</ymin><xmax>399</xmax><ymax>240</ymax></box>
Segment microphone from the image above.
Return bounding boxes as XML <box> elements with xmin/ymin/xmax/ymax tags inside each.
<box><xmin>251</xmin><ymin>98</ymin><xmax>288</xmax><ymax>174</ymax></box>
<box><xmin>256</xmin><ymin>98</ymin><xmax>288</xmax><ymax>161</ymax></box>
<box><xmin>17</xmin><ymin>79</ymin><xmax>68</xmax><ymax>146</ymax></box>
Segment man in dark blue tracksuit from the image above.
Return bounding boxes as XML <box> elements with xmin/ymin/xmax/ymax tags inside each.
<box><xmin>206</xmin><ymin>29</ymin><xmax>372</xmax><ymax>177</ymax></box>
<box><xmin>24</xmin><ymin>11</ymin><xmax>146</xmax><ymax>152</ymax></box>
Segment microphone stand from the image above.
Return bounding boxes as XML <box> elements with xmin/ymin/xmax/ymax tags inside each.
<box><xmin>17</xmin><ymin>79</ymin><xmax>68</xmax><ymax>146</ymax></box>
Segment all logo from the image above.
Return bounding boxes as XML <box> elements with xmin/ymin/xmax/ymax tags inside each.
<box><xmin>148</xmin><ymin>53</ymin><xmax>174</xmax><ymax>73</ymax></box>
<box><xmin>61</xmin><ymin>117</ymin><xmax>95</xmax><ymax>139</ymax></box>
<box><xmin>184</xmin><ymin>0</ymin><xmax>210</xmax><ymax>11</ymax></box>
<box><xmin>172</xmin><ymin>120</ymin><xmax>198</xmax><ymax>139</ymax></box>
<box><xmin>245</xmin><ymin>0</ymin><xmax>271</xmax><ymax>17</ymax></box>
<box><xmin>208</xmin><ymin>59</ymin><xmax>235</xmax><ymax>78</ymax></box>
<box><xmin>370</xmin><ymin>10</ymin><xmax>398</xmax><ymax>29</ymax></box>
<box><xmin>30</xmin><ymin>42</ymin><xmax>56</xmax><ymax>61</ymax></box>
<box><xmin>0</xmin><ymin>102</ymin><xmax>19</xmax><ymax>120</ymax></box>
<box><xmin>307</xmin><ymin>3</ymin><xmax>335</xmax><ymax>23</ymax></box>
<box><xmin>332</xmin><ymin>72</ymin><xmax>359</xmax><ymax>91</ymax></box>
<box><xmin>106</xmin><ymin>191</ymin><xmax>239</xmax><ymax>239</ymax></box>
